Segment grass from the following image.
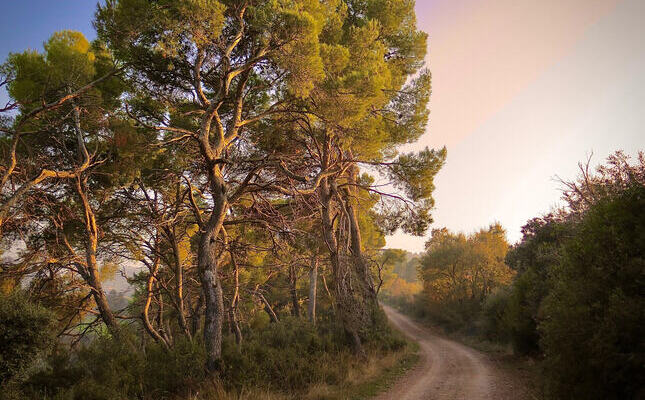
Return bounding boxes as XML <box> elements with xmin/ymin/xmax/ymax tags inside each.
<box><xmin>303</xmin><ymin>342</ymin><xmax>420</xmax><ymax>400</ymax></box>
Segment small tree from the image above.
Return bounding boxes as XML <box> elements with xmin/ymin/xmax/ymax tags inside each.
<box><xmin>0</xmin><ymin>31</ymin><xmax>131</xmax><ymax>339</ymax></box>
<box><xmin>418</xmin><ymin>225</ymin><xmax>514</xmax><ymax>329</ymax></box>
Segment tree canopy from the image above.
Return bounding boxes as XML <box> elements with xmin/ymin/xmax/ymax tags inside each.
<box><xmin>0</xmin><ymin>0</ymin><xmax>444</xmax><ymax>377</ymax></box>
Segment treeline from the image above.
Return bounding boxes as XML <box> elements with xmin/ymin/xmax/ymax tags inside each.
<box><xmin>0</xmin><ymin>1</ymin><xmax>444</xmax><ymax>399</ymax></box>
<box><xmin>384</xmin><ymin>152</ymin><xmax>645</xmax><ymax>400</ymax></box>
<box><xmin>378</xmin><ymin>249</ymin><xmax>422</xmax><ymax>307</ymax></box>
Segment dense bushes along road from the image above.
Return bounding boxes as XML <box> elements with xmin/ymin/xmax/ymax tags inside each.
<box><xmin>381</xmin><ymin>152</ymin><xmax>645</xmax><ymax>400</ymax></box>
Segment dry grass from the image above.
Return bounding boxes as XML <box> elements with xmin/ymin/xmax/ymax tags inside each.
<box><xmin>174</xmin><ymin>379</ymin><xmax>291</xmax><ymax>400</ymax></box>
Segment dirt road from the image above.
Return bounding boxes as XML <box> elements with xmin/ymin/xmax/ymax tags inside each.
<box><xmin>375</xmin><ymin>305</ymin><xmax>528</xmax><ymax>400</ymax></box>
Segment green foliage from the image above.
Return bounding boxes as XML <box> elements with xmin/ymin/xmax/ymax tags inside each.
<box><xmin>4</xmin><ymin>30</ymin><xmax>122</xmax><ymax>117</ymax></box>
<box><xmin>0</xmin><ymin>291</ymin><xmax>54</xmax><ymax>384</ymax></box>
<box><xmin>478</xmin><ymin>154</ymin><xmax>645</xmax><ymax>399</ymax></box>
<box><xmin>390</xmin><ymin>148</ymin><xmax>446</xmax><ymax>203</ymax></box>
<box><xmin>96</xmin><ymin>0</ymin><xmax>326</xmax><ymax>98</ymax></box>
<box><xmin>221</xmin><ymin>317</ymin><xmax>345</xmax><ymax>391</ymax></box>
<box><xmin>420</xmin><ymin>225</ymin><xmax>513</xmax><ymax>306</ymax></box>
<box><xmin>10</xmin><ymin>316</ymin><xmax>405</xmax><ymax>399</ymax></box>
<box><xmin>502</xmin><ymin>216</ymin><xmax>570</xmax><ymax>355</ymax></box>
<box><xmin>388</xmin><ymin>225</ymin><xmax>515</xmax><ymax>336</ymax></box>
<box><xmin>378</xmin><ymin>250</ymin><xmax>423</xmax><ymax>310</ymax></box>
<box><xmin>499</xmin><ymin>269</ymin><xmax>543</xmax><ymax>354</ymax></box>
<box><xmin>19</xmin><ymin>334</ymin><xmax>199</xmax><ymax>400</ymax></box>
<box><xmin>540</xmin><ymin>185</ymin><xmax>645</xmax><ymax>400</ymax></box>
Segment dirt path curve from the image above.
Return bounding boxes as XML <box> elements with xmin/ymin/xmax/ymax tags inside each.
<box><xmin>375</xmin><ymin>305</ymin><xmax>526</xmax><ymax>400</ymax></box>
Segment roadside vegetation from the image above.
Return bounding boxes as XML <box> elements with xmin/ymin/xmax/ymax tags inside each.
<box><xmin>381</xmin><ymin>152</ymin><xmax>645</xmax><ymax>400</ymax></box>
<box><xmin>0</xmin><ymin>299</ymin><xmax>417</xmax><ymax>399</ymax></box>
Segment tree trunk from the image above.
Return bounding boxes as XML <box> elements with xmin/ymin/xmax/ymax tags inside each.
<box><xmin>308</xmin><ymin>256</ymin><xmax>318</xmax><ymax>324</ymax></box>
<box><xmin>320</xmin><ymin>178</ymin><xmax>362</xmax><ymax>352</ymax></box>
<box><xmin>190</xmin><ymin>294</ymin><xmax>203</xmax><ymax>336</ymax></box>
<box><xmin>142</xmin><ymin>257</ymin><xmax>170</xmax><ymax>348</ymax></box>
<box><xmin>230</xmin><ymin>252</ymin><xmax>242</xmax><ymax>346</ymax></box>
<box><xmin>229</xmin><ymin>308</ymin><xmax>242</xmax><ymax>346</ymax></box>
<box><xmin>289</xmin><ymin>263</ymin><xmax>301</xmax><ymax>317</ymax></box>
<box><xmin>170</xmin><ymin>231</ymin><xmax>191</xmax><ymax>339</ymax></box>
<box><xmin>156</xmin><ymin>291</ymin><xmax>173</xmax><ymax>346</ymax></box>
<box><xmin>342</xmin><ymin>166</ymin><xmax>385</xmax><ymax>337</ymax></box>
<box><xmin>198</xmin><ymin>173</ymin><xmax>227</xmax><ymax>373</ymax></box>
<box><xmin>86</xmin><ymin>258</ymin><xmax>121</xmax><ymax>337</ymax></box>
<box><xmin>257</xmin><ymin>292</ymin><xmax>279</xmax><ymax>323</ymax></box>
<box><xmin>75</xmin><ymin>178</ymin><xmax>121</xmax><ymax>338</ymax></box>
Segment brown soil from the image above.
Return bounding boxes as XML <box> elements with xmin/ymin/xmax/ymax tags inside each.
<box><xmin>375</xmin><ymin>305</ymin><xmax>532</xmax><ymax>400</ymax></box>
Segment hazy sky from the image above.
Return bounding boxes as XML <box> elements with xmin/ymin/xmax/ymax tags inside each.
<box><xmin>387</xmin><ymin>0</ymin><xmax>645</xmax><ymax>251</ymax></box>
<box><xmin>1</xmin><ymin>1</ymin><xmax>643</xmax><ymax>252</ymax></box>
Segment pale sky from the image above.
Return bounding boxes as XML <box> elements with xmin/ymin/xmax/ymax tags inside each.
<box><xmin>386</xmin><ymin>0</ymin><xmax>645</xmax><ymax>251</ymax></box>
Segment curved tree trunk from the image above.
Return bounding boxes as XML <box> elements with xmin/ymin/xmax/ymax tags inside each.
<box><xmin>319</xmin><ymin>163</ymin><xmax>388</xmax><ymax>353</ymax></box>
<box><xmin>142</xmin><ymin>257</ymin><xmax>170</xmax><ymax>349</ymax></box>
<box><xmin>230</xmin><ymin>252</ymin><xmax>242</xmax><ymax>346</ymax></box>
<box><xmin>257</xmin><ymin>292</ymin><xmax>279</xmax><ymax>323</ymax></box>
<box><xmin>75</xmin><ymin>178</ymin><xmax>121</xmax><ymax>339</ymax></box>
<box><xmin>198</xmin><ymin>172</ymin><xmax>228</xmax><ymax>373</ymax></box>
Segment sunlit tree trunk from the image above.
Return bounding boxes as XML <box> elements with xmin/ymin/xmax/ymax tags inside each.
<box><xmin>257</xmin><ymin>292</ymin><xmax>279</xmax><ymax>323</ymax></box>
<box><xmin>142</xmin><ymin>256</ymin><xmax>170</xmax><ymax>348</ymax></box>
<box><xmin>75</xmin><ymin>178</ymin><xmax>121</xmax><ymax>338</ymax></box>
<box><xmin>230</xmin><ymin>252</ymin><xmax>242</xmax><ymax>346</ymax></box>
<box><xmin>170</xmin><ymin>230</ymin><xmax>191</xmax><ymax>339</ymax></box>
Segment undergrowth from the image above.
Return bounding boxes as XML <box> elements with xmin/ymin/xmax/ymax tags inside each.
<box><xmin>1</xmin><ymin>316</ymin><xmax>417</xmax><ymax>400</ymax></box>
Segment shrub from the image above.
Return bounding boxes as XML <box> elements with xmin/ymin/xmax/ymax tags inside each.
<box><xmin>502</xmin><ymin>269</ymin><xmax>545</xmax><ymax>355</ymax></box>
<box><xmin>20</xmin><ymin>332</ymin><xmax>210</xmax><ymax>400</ymax></box>
<box><xmin>503</xmin><ymin>216</ymin><xmax>570</xmax><ymax>355</ymax></box>
<box><xmin>22</xmin><ymin>334</ymin><xmax>145</xmax><ymax>400</ymax></box>
<box><xmin>540</xmin><ymin>185</ymin><xmax>645</xmax><ymax>399</ymax></box>
<box><xmin>11</xmin><ymin>313</ymin><xmax>407</xmax><ymax>399</ymax></box>
<box><xmin>220</xmin><ymin>316</ymin><xmax>403</xmax><ymax>393</ymax></box>
<box><xmin>480</xmin><ymin>288</ymin><xmax>510</xmax><ymax>342</ymax></box>
<box><xmin>0</xmin><ymin>291</ymin><xmax>54</xmax><ymax>384</ymax></box>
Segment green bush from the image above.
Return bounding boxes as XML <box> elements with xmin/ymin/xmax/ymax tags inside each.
<box><xmin>220</xmin><ymin>315</ymin><xmax>404</xmax><ymax>392</ymax></box>
<box><xmin>540</xmin><ymin>185</ymin><xmax>645</xmax><ymax>399</ymax></box>
<box><xmin>480</xmin><ymin>288</ymin><xmax>510</xmax><ymax>342</ymax></box>
<box><xmin>143</xmin><ymin>337</ymin><xmax>207</xmax><ymax>396</ymax></box>
<box><xmin>412</xmin><ymin>298</ymin><xmax>482</xmax><ymax>335</ymax></box>
<box><xmin>20</xmin><ymin>332</ymin><xmax>208</xmax><ymax>400</ymax></box>
<box><xmin>502</xmin><ymin>216</ymin><xmax>570</xmax><ymax>356</ymax></box>
<box><xmin>22</xmin><ymin>334</ymin><xmax>145</xmax><ymax>400</ymax></box>
<box><xmin>502</xmin><ymin>269</ymin><xmax>544</xmax><ymax>355</ymax></box>
<box><xmin>0</xmin><ymin>291</ymin><xmax>54</xmax><ymax>384</ymax></box>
